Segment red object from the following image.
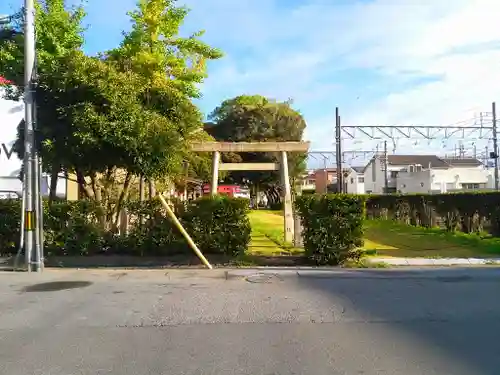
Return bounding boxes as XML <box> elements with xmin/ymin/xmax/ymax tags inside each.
<box><xmin>202</xmin><ymin>184</ymin><xmax>241</xmax><ymax>197</ymax></box>
<box><xmin>0</xmin><ymin>76</ymin><xmax>12</xmax><ymax>85</ymax></box>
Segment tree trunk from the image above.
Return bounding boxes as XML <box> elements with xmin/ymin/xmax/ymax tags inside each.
<box><xmin>48</xmin><ymin>164</ymin><xmax>59</xmax><ymax>205</ymax></box>
<box><xmin>148</xmin><ymin>179</ymin><xmax>156</xmax><ymax>199</ymax></box>
<box><xmin>139</xmin><ymin>176</ymin><xmax>145</xmax><ymax>201</ymax></box>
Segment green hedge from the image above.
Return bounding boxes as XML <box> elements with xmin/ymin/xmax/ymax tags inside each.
<box><xmin>295</xmin><ymin>194</ymin><xmax>365</xmax><ymax>265</ymax></box>
<box><xmin>0</xmin><ymin>199</ymin><xmax>22</xmax><ymax>254</ymax></box>
<box><xmin>366</xmin><ymin>192</ymin><xmax>500</xmax><ymax>235</ymax></box>
<box><xmin>184</xmin><ymin>196</ymin><xmax>251</xmax><ymax>257</ymax></box>
<box><xmin>0</xmin><ymin>196</ymin><xmax>251</xmax><ymax>258</ymax></box>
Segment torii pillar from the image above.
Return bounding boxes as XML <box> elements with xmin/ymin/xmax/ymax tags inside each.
<box><xmin>280</xmin><ymin>151</ymin><xmax>294</xmax><ymax>243</ymax></box>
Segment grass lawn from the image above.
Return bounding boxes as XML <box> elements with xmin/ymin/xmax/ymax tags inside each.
<box><xmin>248</xmin><ymin>210</ymin><xmax>500</xmax><ymax>259</ymax></box>
<box><xmin>247</xmin><ymin>210</ymin><xmax>303</xmax><ymax>256</ymax></box>
<box><xmin>364</xmin><ymin>220</ymin><xmax>500</xmax><ymax>258</ymax></box>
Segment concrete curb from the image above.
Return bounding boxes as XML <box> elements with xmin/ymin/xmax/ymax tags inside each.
<box><xmin>365</xmin><ymin>257</ymin><xmax>500</xmax><ymax>266</ymax></box>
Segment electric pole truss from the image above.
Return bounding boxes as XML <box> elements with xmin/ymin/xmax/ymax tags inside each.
<box><xmin>341</xmin><ymin>123</ymin><xmax>494</xmax><ymax>141</ymax></box>
<box><xmin>308</xmin><ymin>150</ymin><xmax>379</xmax><ymax>166</ymax></box>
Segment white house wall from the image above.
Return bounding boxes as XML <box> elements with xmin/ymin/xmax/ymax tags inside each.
<box><xmin>431</xmin><ymin>167</ymin><xmax>489</xmax><ymax>191</ymax></box>
<box><xmin>345</xmin><ymin>170</ymin><xmax>365</xmax><ymax>194</ymax></box>
<box><xmin>363</xmin><ymin>157</ymin><xmax>403</xmax><ymax>194</ymax></box>
<box><xmin>363</xmin><ymin>157</ymin><xmax>385</xmax><ymax>193</ymax></box>
<box><xmin>397</xmin><ymin>170</ymin><xmax>432</xmax><ymax>193</ymax></box>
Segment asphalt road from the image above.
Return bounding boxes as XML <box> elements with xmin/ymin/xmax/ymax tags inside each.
<box><xmin>1</xmin><ymin>267</ymin><xmax>500</xmax><ymax>375</ymax></box>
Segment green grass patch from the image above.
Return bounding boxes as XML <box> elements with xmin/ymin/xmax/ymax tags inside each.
<box><xmin>248</xmin><ymin>210</ymin><xmax>303</xmax><ymax>256</ymax></box>
<box><xmin>363</xmin><ymin>219</ymin><xmax>500</xmax><ymax>258</ymax></box>
<box><xmin>248</xmin><ymin>211</ymin><xmax>500</xmax><ymax>260</ymax></box>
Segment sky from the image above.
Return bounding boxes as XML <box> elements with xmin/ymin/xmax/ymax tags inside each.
<box><xmin>2</xmin><ymin>0</ymin><xmax>500</xmax><ymax>169</ymax></box>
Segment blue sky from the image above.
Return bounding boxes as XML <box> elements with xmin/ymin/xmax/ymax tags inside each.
<box><xmin>2</xmin><ymin>0</ymin><xmax>500</xmax><ymax>166</ymax></box>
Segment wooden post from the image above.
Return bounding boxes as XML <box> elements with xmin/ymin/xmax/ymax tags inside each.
<box><xmin>158</xmin><ymin>194</ymin><xmax>213</xmax><ymax>269</ymax></box>
<box><xmin>211</xmin><ymin>151</ymin><xmax>220</xmax><ymax>195</ymax></box>
<box><xmin>293</xmin><ymin>185</ymin><xmax>303</xmax><ymax>247</ymax></box>
<box><xmin>119</xmin><ymin>207</ymin><xmax>129</xmax><ymax>236</ymax></box>
<box><xmin>281</xmin><ymin>151</ymin><xmax>294</xmax><ymax>243</ymax></box>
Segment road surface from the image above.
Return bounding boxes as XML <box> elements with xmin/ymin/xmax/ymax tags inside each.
<box><xmin>1</xmin><ymin>267</ymin><xmax>499</xmax><ymax>375</ymax></box>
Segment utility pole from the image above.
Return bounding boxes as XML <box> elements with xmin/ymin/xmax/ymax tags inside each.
<box><xmin>32</xmin><ymin>63</ymin><xmax>43</xmax><ymax>271</ymax></box>
<box><xmin>383</xmin><ymin>140</ymin><xmax>388</xmax><ymax>194</ymax></box>
<box><xmin>493</xmin><ymin>102</ymin><xmax>499</xmax><ymax>191</ymax></box>
<box><xmin>335</xmin><ymin>107</ymin><xmax>342</xmax><ymax>193</ymax></box>
<box><xmin>23</xmin><ymin>0</ymin><xmax>39</xmax><ymax>272</ymax></box>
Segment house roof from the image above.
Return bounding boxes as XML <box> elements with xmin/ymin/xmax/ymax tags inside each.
<box><xmin>386</xmin><ymin>154</ymin><xmax>449</xmax><ymax>168</ymax></box>
<box><xmin>442</xmin><ymin>157</ymin><xmax>483</xmax><ymax>167</ymax></box>
<box><xmin>351</xmin><ymin>166</ymin><xmax>365</xmax><ymax>174</ymax></box>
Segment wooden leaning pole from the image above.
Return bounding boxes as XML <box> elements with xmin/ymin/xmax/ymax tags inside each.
<box><xmin>157</xmin><ymin>193</ymin><xmax>213</xmax><ymax>269</ymax></box>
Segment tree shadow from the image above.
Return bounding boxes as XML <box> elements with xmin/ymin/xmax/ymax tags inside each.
<box><xmin>297</xmin><ymin>268</ymin><xmax>500</xmax><ymax>375</ymax></box>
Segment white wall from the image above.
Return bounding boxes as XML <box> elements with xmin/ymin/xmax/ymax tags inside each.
<box><xmin>363</xmin><ymin>157</ymin><xmax>403</xmax><ymax>193</ymax></box>
<box><xmin>0</xmin><ymin>94</ymin><xmax>67</xmax><ymax>197</ymax></box>
<box><xmin>363</xmin><ymin>157</ymin><xmax>385</xmax><ymax>193</ymax></box>
<box><xmin>345</xmin><ymin>170</ymin><xmax>365</xmax><ymax>194</ymax></box>
<box><xmin>397</xmin><ymin>170</ymin><xmax>432</xmax><ymax>193</ymax></box>
<box><xmin>396</xmin><ymin>166</ymin><xmax>490</xmax><ymax>194</ymax></box>
<box><xmin>432</xmin><ymin>167</ymin><xmax>489</xmax><ymax>189</ymax></box>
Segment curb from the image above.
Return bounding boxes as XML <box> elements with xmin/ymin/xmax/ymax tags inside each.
<box><xmin>366</xmin><ymin>257</ymin><xmax>500</xmax><ymax>266</ymax></box>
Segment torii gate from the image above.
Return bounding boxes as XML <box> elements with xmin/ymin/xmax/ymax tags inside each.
<box><xmin>191</xmin><ymin>141</ymin><xmax>310</xmax><ymax>242</ymax></box>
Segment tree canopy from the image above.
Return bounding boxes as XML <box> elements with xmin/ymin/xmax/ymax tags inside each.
<box><xmin>206</xmin><ymin>95</ymin><xmax>307</xmax><ymax>203</ymax></box>
<box><xmin>0</xmin><ymin>0</ymin><xmax>222</xmax><ymax>226</ymax></box>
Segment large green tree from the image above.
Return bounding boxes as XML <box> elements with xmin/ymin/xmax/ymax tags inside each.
<box><xmin>105</xmin><ymin>0</ymin><xmax>223</xmax><ymax>195</ymax></box>
<box><xmin>207</xmin><ymin>95</ymin><xmax>307</xmax><ymax>204</ymax></box>
<box><xmin>0</xmin><ymin>0</ymin><xmax>222</xmax><ymax>227</ymax></box>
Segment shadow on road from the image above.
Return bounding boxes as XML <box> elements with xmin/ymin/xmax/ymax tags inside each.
<box><xmin>23</xmin><ymin>281</ymin><xmax>93</xmax><ymax>292</ymax></box>
<box><xmin>297</xmin><ymin>267</ymin><xmax>500</xmax><ymax>375</ymax></box>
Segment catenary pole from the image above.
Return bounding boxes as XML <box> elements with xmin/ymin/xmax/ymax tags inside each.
<box><xmin>492</xmin><ymin>102</ymin><xmax>499</xmax><ymax>191</ymax></box>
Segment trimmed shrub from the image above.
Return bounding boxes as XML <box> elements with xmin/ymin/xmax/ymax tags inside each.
<box><xmin>295</xmin><ymin>194</ymin><xmax>365</xmax><ymax>265</ymax></box>
<box><xmin>0</xmin><ymin>196</ymin><xmax>251</xmax><ymax>258</ymax></box>
<box><xmin>183</xmin><ymin>195</ymin><xmax>251</xmax><ymax>256</ymax></box>
<box><xmin>117</xmin><ymin>199</ymin><xmax>188</xmax><ymax>256</ymax></box>
<box><xmin>0</xmin><ymin>199</ymin><xmax>21</xmax><ymax>255</ymax></box>
<box><xmin>43</xmin><ymin>200</ymin><xmax>106</xmax><ymax>256</ymax></box>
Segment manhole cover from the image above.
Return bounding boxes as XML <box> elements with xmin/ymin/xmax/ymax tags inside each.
<box><xmin>23</xmin><ymin>281</ymin><xmax>93</xmax><ymax>292</ymax></box>
<box><xmin>245</xmin><ymin>273</ymin><xmax>276</xmax><ymax>283</ymax></box>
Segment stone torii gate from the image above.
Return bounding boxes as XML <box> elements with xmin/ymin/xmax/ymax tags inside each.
<box><xmin>191</xmin><ymin>141</ymin><xmax>310</xmax><ymax>242</ymax></box>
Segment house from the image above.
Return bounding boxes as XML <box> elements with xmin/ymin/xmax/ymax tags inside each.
<box><xmin>346</xmin><ymin>166</ymin><xmax>365</xmax><ymax>194</ymax></box>
<box><xmin>298</xmin><ymin>170</ymin><xmax>316</xmax><ymax>193</ymax></box>
<box><xmin>363</xmin><ymin>154</ymin><xmax>490</xmax><ymax>194</ymax></box>
<box><xmin>314</xmin><ymin>166</ymin><xmax>365</xmax><ymax>194</ymax></box>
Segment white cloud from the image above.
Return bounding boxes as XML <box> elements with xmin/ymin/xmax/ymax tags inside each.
<box><xmin>185</xmin><ymin>0</ymin><xmax>500</xmax><ymax>157</ymax></box>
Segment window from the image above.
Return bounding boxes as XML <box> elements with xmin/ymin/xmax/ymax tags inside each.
<box><xmin>461</xmin><ymin>183</ymin><xmax>480</xmax><ymax>189</ymax></box>
<box><xmin>390</xmin><ymin>171</ymin><xmax>398</xmax><ymax>178</ymax></box>
<box><xmin>358</xmin><ymin>177</ymin><xmax>364</xmax><ymax>183</ymax></box>
<box><xmin>350</xmin><ymin>177</ymin><xmax>354</xmax><ymax>184</ymax></box>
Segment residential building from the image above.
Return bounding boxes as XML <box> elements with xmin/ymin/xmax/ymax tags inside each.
<box><xmin>363</xmin><ymin>154</ymin><xmax>490</xmax><ymax>194</ymax></box>
<box><xmin>314</xmin><ymin>167</ymin><xmax>365</xmax><ymax>194</ymax></box>
<box><xmin>298</xmin><ymin>170</ymin><xmax>316</xmax><ymax>192</ymax></box>
<box><xmin>345</xmin><ymin>166</ymin><xmax>365</xmax><ymax>194</ymax></box>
